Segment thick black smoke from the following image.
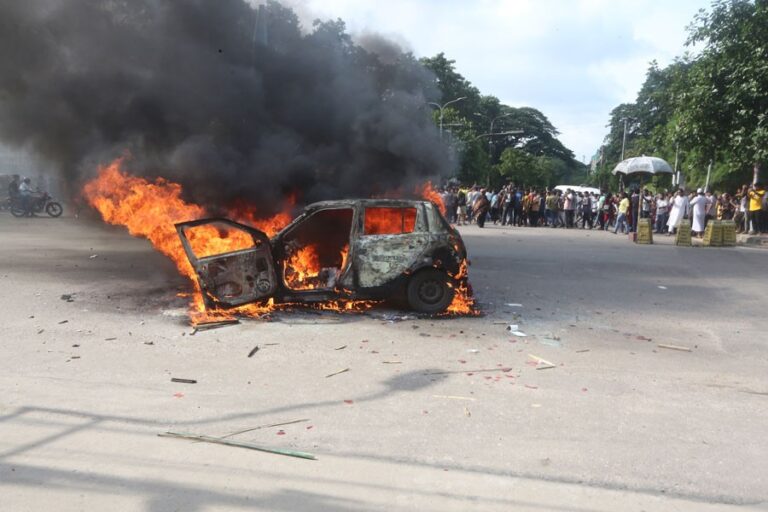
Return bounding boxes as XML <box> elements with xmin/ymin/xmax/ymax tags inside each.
<box><xmin>0</xmin><ymin>0</ymin><xmax>451</xmax><ymax>212</ymax></box>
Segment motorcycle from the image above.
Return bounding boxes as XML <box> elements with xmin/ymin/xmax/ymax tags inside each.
<box><xmin>10</xmin><ymin>192</ymin><xmax>64</xmax><ymax>218</ymax></box>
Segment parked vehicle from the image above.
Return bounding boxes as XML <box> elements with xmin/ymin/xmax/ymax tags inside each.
<box><xmin>175</xmin><ymin>199</ymin><xmax>468</xmax><ymax>313</ymax></box>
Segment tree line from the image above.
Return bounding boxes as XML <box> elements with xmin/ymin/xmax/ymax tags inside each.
<box><xmin>592</xmin><ymin>0</ymin><xmax>768</xmax><ymax>192</ymax></box>
<box><xmin>419</xmin><ymin>53</ymin><xmax>587</xmax><ymax>189</ymax></box>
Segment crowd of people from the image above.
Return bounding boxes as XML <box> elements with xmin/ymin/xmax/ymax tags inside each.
<box><xmin>439</xmin><ymin>182</ymin><xmax>768</xmax><ymax>236</ymax></box>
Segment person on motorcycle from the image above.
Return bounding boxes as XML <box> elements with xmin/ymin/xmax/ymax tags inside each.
<box><xmin>19</xmin><ymin>177</ymin><xmax>34</xmax><ymax>216</ymax></box>
<box><xmin>8</xmin><ymin>175</ymin><xmax>20</xmax><ymax>200</ymax></box>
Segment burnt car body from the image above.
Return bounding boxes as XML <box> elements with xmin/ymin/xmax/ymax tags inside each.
<box><xmin>175</xmin><ymin>199</ymin><xmax>468</xmax><ymax>313</ymax></box>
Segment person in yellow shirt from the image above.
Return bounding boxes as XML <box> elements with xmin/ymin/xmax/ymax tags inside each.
<box><xmin>747</xmin><ymin>182</ymin><xmax>765</xmax><ymax>234</ymax></box>
<box><xmin>613</xmin><ymin>192</ymin><xmax>630</xmax><ymax>234</ymax></box>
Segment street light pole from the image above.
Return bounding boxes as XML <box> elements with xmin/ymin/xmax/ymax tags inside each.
<box><xmin>485</xmin><ymin>113</ymin><xmax>512</xmax><ymax>186</ymax></box>
<box><xmin>428</xmin><ymin>96</ymin><xmax>467</xmax><ymax>139</ymax></box>
<box><xmin>620</xmin><ymin>117</ymin><xmax>628</xmax><ymax>161</ymax></box>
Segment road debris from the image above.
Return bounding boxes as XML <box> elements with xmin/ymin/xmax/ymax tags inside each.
<box><xmin>37</xmin><ymin>329</ymin><xmax>44</xmax><ymax>335</ymax></box>
<box><xmin>382</xmin><ymin>360</ymin><xmax>402</xmax><ymax>364</ymax></box>
<box><xmin>170</xmin><ymin>377</ymin><xmax>197</xmax><ymax>384</ymax></box>
<box><xmin>60</xmin><ymin>294</ymin><xmax>74</xmax><ymax>302</ymax></box>
<box><xmin>104</xmin><ymin>337</ymin><xmax>117</xmax><ymax>341</ymax></box>
<box><xmin>657</xmin><ymin>285</ymin><xmax>668</xmax><ymax>290</ymax></box>
<box><xmin>247</xmin><ymin>346</ymin><xmax>260</xmax><ymax>358</ymax></box>
<box><xmin>432</xmin><ymin>395</ymin><xmax>476</xmax><ymax>401</ymax></box>
<box><xmin>505</xmin><ymin>324</ymin><xmax>520</xmax><ymax>331</ymax></box>
<box><xmin>528</xmin><ymin>354</ymin><xmax>556</xmax><ymax>370</ymax></box>
<box><xmin>334</xmin><ymin>344</ymin><xmax>347</xmax><ymax>350</ymax></box>
<box><xmin>510</xmin><ymin>330</ymin><xmax>527</xmax><ymax>337</ymax></box>
<box><xmin>505</xmin><ymin>303</ymin><xmax>523</xmax><ymax>307</ymax></box>
<box><xmin>325</xmin><ymin>368</ymin><xmax>350</xmax><ymax>378</ymax></box>
<box><xmin>58</xmin><ymin>320</ymin><xmax>69</xmax><ymax>324</ymax></box>
<box><xmin>192</xmin><ymin>319</ymin><xmax>240</xmax><ymax>332</ymax></box>
<box><xmin>221</xmin><ymin>418</ymin><xmax>310</xmax><ymax>439</ymax></box>
<box><xmin>464</xmin><ymin>407</ymin><xmax>471</xmax><ymax>417</ymax></box>
<box><xmin>657</xmin><ymin>343</ymin><xmax>692</xmax><ymax>352</ymax></box>
<box><xmin>575</xmin><ymin>349</ymin><xmax>590</xmax><ymax>353</ymax></box>
<box><xmin>159</xmin><ymin>431</ymin><xmax>316</xmax><ymax>460</ymax></box>
<box><xmin>426</xmin><ymin>367</ymin><xmax>512</xmax><ymax>375</ymax></box>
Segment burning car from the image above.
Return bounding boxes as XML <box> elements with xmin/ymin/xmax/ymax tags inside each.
<box><xmin>175</xmin><ymin>199</ymin><xmax>469</xmax><ymax>314</ymax></box>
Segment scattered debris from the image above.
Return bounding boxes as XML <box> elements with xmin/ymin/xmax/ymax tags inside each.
<box><xmin>432</xmin><ymin>395</ymin><xmax>476</xmax><ymax>401</ymax></box>
<box><xmin>505</xmin><ymin>324</ymin><xmax>520</xmax><ymax>332</ymax></box>
<box><xmin>334</xmin><ymin>344</ymin><xmax>347</xmax><ymax>350</ymax></box>
<box><xmin>159</xmin><ymin>431</ymin><xmax>316</xmax><ymax>460</ymax></box>
<box><xmin>60</xmin><ymin>294</ymin><xmax>74</xmax><ymax>302</ymax></box>
<box><xmin>72</xmin><ymin>344</ymin><xmax>80</xmax><ymax>348</ymax></box>
<box><xmin>418</xmin><ymin>333</ymin><xmax>431</xmax><ymax>337</ymax></box>
<box><xmin>171</xmin><ymin>377</ymin><xmax>197</xmax><ymax>384</ymax></box>
<box><xmin>70</xmin><ymin>355</ymin><xmax>81</xmax><ymax>359</ymax></box>
<box><xmin>58</xmin><ymin>320</ymin><xmax>69</xmax><ymax>325</ymax></box>
<box><xmin>575</xmin><ymin>349</ymin><xmax>591</xmax><ymax>353</ymax></box>
<box><xmin>325</xmin><ymin>368</ymin><xmax>350</xmax><ymax>378</ymax></box>
<box><xmin>426</xmin><ymin>367</ymin><xmax>512</xmax><ymax>375</ymax></box>
<box><xmin>636</xmin><ymin>335</ymin><xmax>652</xmax><ymax>341</ymax></box>
<box><xmin>657</xmin><ymin>285</ymin><xmax>668</xmax><ymax>290</ymax></box>
<box><xmin>539</xmin><ymin>337</ymin><xmax>562</xmax><ymax>348</ymax></box>
<box><xmin>144</xmin><ymin>341</ymin><xmax>154</xmax><ymax>345</ymax></box>
<box><xmin>104</xmin><ymin>337</ymin><xmax>117</xmax><ymax>341</ymax></box>
<box><xmin>467</xmin><ymin>349</ymin><xmax>480</xmax><ymax>354</ymax></box>
<box><xmin>343</xmin><ymin>400</ymin><xmax>354</xmax><ymax>404</ymax></box>
<box><xmin>173</xmin><ymin>392</ymin><xmax>184</xmax><ymax>398</ymax></box>
<box><xmin>192</xmin><ymin>319</ymin><xmax>240</xmax><ymax>331</ymax></box>
<box><xmin>247</xmin><ymin>346</ymin><xmax>260</xmax><ymax>358</ymax></box>
<box><xmin>463</xmin><ymin>407</ymin><xmax>471</xmax><ymax>417</ymax></box>
<box><xmin>264</xmin><ymin>343</ymin><xmax>280</xmax><ymax>346</ymax></box>
<box><xmin>531</xmin><ymin>403</ymin><xmax>542</xmax><ymax>408</ymax></box>
<box><xmin>657</xmin><ymin>343</ymin><xmax>692</xmax><ymax>352</ymax></box>
<box><xmin>510</xmin><ymin>330</ymin><xmax>527</xmax><ymax>337</ymax></box>
<box><xmin>276</xmin><ymin>430</ymin><xmax>286</xmax><ymax>436</ymax></box>
<box><xmin>505</xmin><ymin>303</ymin><xmax>523</xmax><ymax>307</ymax></box>
<box><xmin>524</xmin><ymin>384</ymin><xmax>539</xmax><ymax>389</ymax></box>
<box><xmin>37</xmin><ymin>329</ymin><xmax>44</xmax><ymax>335</ymax></box>
<box><xmin>528</xmin><ymin>354</ymin><xmax>556</xmax><ymax>370</ymax></box>
<box><xmin>382</xmin><ymin>361</ymin><xmax>402</xmax><ymax>364</ymax></box>
<box><xmin>221</xmin><ymin>419</ymin><xmax>310</xmax><ymax>439</ymax></box>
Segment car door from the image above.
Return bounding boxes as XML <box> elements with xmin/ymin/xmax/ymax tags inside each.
<box><xmin>175</xmin><ymin>218</ymin><xmax>277</xmax><ymax>308</ymax></box>
<box><xmin>353</xmin><ymin>204</ymin><xmax>430</xmax><ymax>288</ymax></box>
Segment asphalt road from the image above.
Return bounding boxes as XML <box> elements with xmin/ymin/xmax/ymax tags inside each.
<box><xmin>1</xmin><ymin>213</ymin><xmax>766</xmax><ymax>512</ymax></box>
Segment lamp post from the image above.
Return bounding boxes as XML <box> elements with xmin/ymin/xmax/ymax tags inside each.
<box><xmin>428</xmin><ymin>97</ymin><xmax>467</xmax><ymax>139</ymax></box>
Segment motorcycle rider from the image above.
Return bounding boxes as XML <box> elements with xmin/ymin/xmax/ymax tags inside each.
<box><xmin>8</xmin><ymin>175</ymin><xmax>20</xmax><ymax>201</ymax></box>
<box><xmin>19</xmin><ymin>177</ymin><xmax>34</xmax><ymax>216</ymax></box>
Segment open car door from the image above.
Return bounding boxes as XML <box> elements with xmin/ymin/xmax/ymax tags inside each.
<box><xmin>175</xmin><ymin>219</ymin><xmax>277</xmax><ymax>308</ymax></box>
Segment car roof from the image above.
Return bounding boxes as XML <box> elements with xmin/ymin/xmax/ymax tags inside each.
<box><xmin>303</xmin><ymin>198</ymin><xmax>430</xmax><ymax>211</ymax></box>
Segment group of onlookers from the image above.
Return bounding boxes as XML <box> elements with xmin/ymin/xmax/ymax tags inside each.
<box><xmin>438</xmin><ymin>182</ymin><xmax>768</xmax><ymax>236</ymax></box>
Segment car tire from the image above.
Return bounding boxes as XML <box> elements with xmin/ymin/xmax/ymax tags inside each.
<box><xmin>406</xmin><ymin>268</ymin><xmax>455</xmax><ymax>314</ymax></box>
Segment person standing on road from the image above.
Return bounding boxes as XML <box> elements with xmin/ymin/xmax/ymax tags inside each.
<box><xmin>473</xmin><ymin>189</ymin><xmax>490</xmax><ymax>228</ymax></box>
<box><xmin>690</xmin><ymin>188</ymin><xmax>707</xmax><ymax>237</ymax></box>
<box><xmin>563</xmin><ymin>189</ymin><xmax>575</xmax><ymax>228</ymax></box>
<box><xmin>747</xmin><ymin>182</ymin><xmax>765</xmax><ymax>234</ymax></box>
<box><xmin>667</xmin><ymin>189</ymin><xmax>690</xmax><ymax>235</ymax></box>
<box><xmin>654</xmin><ymin>193</ymin><xmax>669</xmax><ymax>233</ymax></box>
<box><xmin>18</xmin><ymin>177</ymin><xmax>34</xmax><ymax>216</ymax></box>
<box><xmin>613</xmin><ymin>193</ymin><xmax>630</xmax><ymax>234</ymax></box>
<box><xmin>580</xmin><ymin>192</ymin><xmax>593</xmax><ymax>229</ymax></box>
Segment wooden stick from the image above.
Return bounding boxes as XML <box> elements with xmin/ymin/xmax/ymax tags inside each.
<box><xmin>220</xmin><ymin>419</ymin><xmax>309</xmax><ymax>439</ymax></box>
<box><xmin>193</xmin><ymin>319</ymin><xmax>240</xmax><ymax>330</ymax></box>
<box><xmin>425</xmin><ymin>368</ymin><xmax>512</xmax><ymax>375</ymax></box>
<box><xmin>159</xmin><ymin>431</ymin><xmax>316</xmax><ymax>460</ymax></box>
<box><xmin>325</xmin><ymin>368</ymin><xmax>350</xmax><ymax>378</ymax></box>
<box><xmin>657</xmin><ymin>343</ymin><xmax>692</xmax><ymax>352</ymax></box>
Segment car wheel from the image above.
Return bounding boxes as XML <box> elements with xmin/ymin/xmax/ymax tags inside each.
<box><xmin>406</xmin><ymin>268</ymin><xmax>455</xmax><ymax>314</ymax></box>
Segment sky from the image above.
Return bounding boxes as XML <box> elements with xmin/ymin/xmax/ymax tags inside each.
<box><xmin>296</xmin><ymin>0</ymin><xmax>710</xmax><ymax>164</ymax></box>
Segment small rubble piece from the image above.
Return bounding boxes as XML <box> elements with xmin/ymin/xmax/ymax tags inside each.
<box><xmin>104</xmin><ymin>337</ymin><xmax>117</xmax><ymax>341</ymax></box>
<box><xmin>334</xmin><ymin>345</ymin><xmax>347</xmax><ymax>350</ymax></box>
<box><xmin>528</xmin><ymin>354</ymin><xmax>556</xmax><ymax>370</ymax></box>
<box><xmin>159</xmin><ymin>432</ymin><xmax>316</xmax><ymax>460</ymax></box>
<box><xmin>464</xmin><ymin>407</ymin><xmax>471</xmax><ymax>417</ymax></box>
<box><xmin>432</xmin><ymin>395</ymin><xmax>476</xmax><ymax>401</ymax></box>
<box><xmin>510</xmin><ymin>330</ymin><xmax>527</xmax><ymax>337</ymax></box>
<box><xmin>325</xmin><ymin>368</ymin><xmax>350</xmax><ymax>378</ymax></box>
<box><xmin>382</xmin><ymin>361</ymin><xmax>402</xmax><ymax>364</ymax></box>
<box><xmin>171</xmin><ymin>377</ymin><xmax>197</xmax><ymax>384</ymax></box>
<box><xmin>505</xmin><ymin>303</ymin><xmax>523</xmax><ymax>307</ymax></box>
<box><xmin>89</xmin><ymin>254</ymin><xmax>98</xmax><ymax>259</ymax></box>
<box><xmin>60</xmin><ymin>294</ymin><xmax>74</xmax><ymax>302</ymax></box>
<box><xmin>505</xmin><ymin>324</ymin><xmax>520</xmax><ymax>332</ymax></box>
<box><xmin>58</xmin><ymin>320</ymin><xmax>69</xmax><ymax>325</ymax></box>
<box><xmin>575</xmin><ymin>349</ymin><xmax>590</xmax><ymax>353</ymax></box>
<box><xmin>657</xmin><ymin>343</ymin><xmax>692</xmax><ymax>352</ymax></box>
<box><xmin>247</xmin><ymin>346</ymin><xmax>260</xmax><ymax>358</ymax></box>
<box><xmin>657</xmin><ymin>286</ymin><xmax>668</xmax><ymax>290</ymax></box>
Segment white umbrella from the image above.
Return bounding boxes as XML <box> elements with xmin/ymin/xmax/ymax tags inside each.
<box><xmin>612</xmin><ymin>155</ymin><xmax>673</xmax><ymax>176</ymax></box>
<box><xmin>611</xmin><ymin>156</ymin><xmax>673</xmax><ymax>243</ymax></box>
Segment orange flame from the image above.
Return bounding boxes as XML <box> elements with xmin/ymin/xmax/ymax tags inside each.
<box><xmin>445</xmin><ymin>259</ymin><xmax>477</xmax><ymax>315</ymax></box>
<box><xmin>419</xmin><ymin>181</ymin><xmax>446</xmax><ymax>216</ymax></box>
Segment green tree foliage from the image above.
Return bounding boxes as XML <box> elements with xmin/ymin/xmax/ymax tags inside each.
<box><xmin>420</xmin><ymin>53</ymin><xmax>584</xmax><ymax>187</ymax></box>
<box><xmin>599</xmin><ymin>0</ymin><xmax>768</xmax><ymax>191</ymax></box>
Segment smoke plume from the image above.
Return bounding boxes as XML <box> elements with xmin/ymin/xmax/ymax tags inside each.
<box><xmin>0</xmin><ymin>0</ymin><xmax>451</xmax><ymax>212</ymax></box>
